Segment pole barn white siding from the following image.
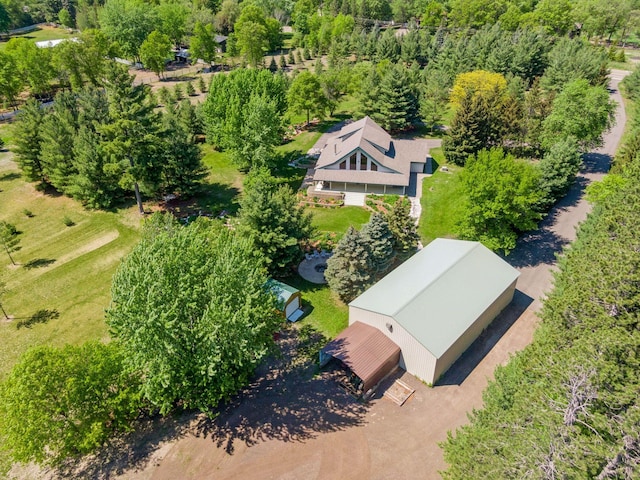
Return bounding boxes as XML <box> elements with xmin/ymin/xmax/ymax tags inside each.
<box><xmin>433</xmin><ymin>279</ymin><xmax>517</xmax><ymax>382</ymax></box>
<box><xmin>349</xmin><ymin>306</ymin><xmax>439</xmax><ymax>384</ymax></box>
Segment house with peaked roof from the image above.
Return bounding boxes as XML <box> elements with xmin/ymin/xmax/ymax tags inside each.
<box><xmin>321</xmin><ymin>239</ymin><xmax>519</xmax><ymax>390</ymax></box>
<box><xmin>312</xmin><ymin>116</ymin><xmax>432</xmax><ymax>195</ymax></box>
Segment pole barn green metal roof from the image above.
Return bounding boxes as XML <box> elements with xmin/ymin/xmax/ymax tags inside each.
<box><xmin>349</xmin><ymin>239</ymin><xmax>520</xmax><ymax>359</ymax></box>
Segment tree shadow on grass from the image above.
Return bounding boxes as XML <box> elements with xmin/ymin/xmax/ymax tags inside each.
<box><xmin>193</xmin><ymin>329</ymin><xmax>368</xmax><ymax>454</ymax></box>
<box><xmin>0</xmin><ymin>172</ymin><xmax>20</xmax><ymax>182</ymax></box>
<box><xmin>160</xmin><ymin>183</ymin><xmax>241</xmax><ymax>219</ymax></box>
<box><xmin>23</xmin><ymin>258</ymin><xmax>55</xmax><ymax>269</ymax></box>
<box><xmin>16</xmin><ymin>309</ymin><xmax>59</xmax><ymax>329</ymax></box>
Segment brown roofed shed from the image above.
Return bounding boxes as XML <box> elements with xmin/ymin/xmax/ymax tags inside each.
<box><xmin>320</xmin><ymin>321</ymin><xmax>400</xmax><ymax>393</ymax></box>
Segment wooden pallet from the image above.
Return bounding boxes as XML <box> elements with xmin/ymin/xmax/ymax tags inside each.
<box><xmin>383</xmin><ymin>379</ymin><xmax>415</xmax><ymax>406</ymax></box>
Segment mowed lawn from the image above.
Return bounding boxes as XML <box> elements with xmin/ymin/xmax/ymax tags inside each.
<box><xmin>0</xmin><ymin>25</ymin><xmax>76</xmax><ymax>51</ymax></box>
<box><xmin>418</xmin><ymin>156</ymin><xmax>466</xmax><ymax>245</ymax></box>
<box><xmin>311</xmin><ymin>206</ymin><xmax>371</xmax><ymax>236</ymax></box>
<box><xmin>0</xmin><ymin>154</ymin><xmax>141</xmax><ymax>379</ymax></box>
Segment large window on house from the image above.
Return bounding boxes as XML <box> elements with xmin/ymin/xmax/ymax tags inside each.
<box><xmin>350</xmin><ymin>153</ymin><xmax>357</xmax><ymax>170</ymax></box>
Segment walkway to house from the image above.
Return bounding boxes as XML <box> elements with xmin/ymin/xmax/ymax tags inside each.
<box><xmin>343</xmin><ymin>191</ymin><xmax>367</xmax><ymax>206</ymax></box>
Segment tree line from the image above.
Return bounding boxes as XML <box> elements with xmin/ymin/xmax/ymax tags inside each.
<box><xmin>442</xmin><ymin>90</ymin><xmax>640</xmax><ymax>479</ymax></box>
<box><xmin>13</xmin><ymin>63</ymin><xmax>205</xmax><ymax>211</ymax></box>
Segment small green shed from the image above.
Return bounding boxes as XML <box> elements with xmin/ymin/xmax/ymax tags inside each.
<box><xmin>268</xmin><ymin>280</ymin><xmax>303</xmax><ymax>321</ymax></box>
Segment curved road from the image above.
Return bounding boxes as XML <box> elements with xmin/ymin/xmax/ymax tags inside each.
<box><xmin>507</xmin><ymin>69</ymin><xmax>629</xmax><ymax>310</ymax></box>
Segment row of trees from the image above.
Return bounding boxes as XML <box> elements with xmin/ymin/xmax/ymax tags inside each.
<box><xmin>442</xmin><ymin>131</ymin><xmax>640</xmax><ymax>479</ymax></box>
<box><xmin>326</xmin><ymin>200</ymin><xmax>419</xmax><ymax>302</ymax></box>
<box><xmin>13</xmin><ymin>64</ymin><xmax>205</xmax><ymax>210</ymax></box>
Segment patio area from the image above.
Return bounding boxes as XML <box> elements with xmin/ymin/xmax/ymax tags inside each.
<box><xmin>298</xmin><ymin>251</ymin><xmax>332</xmax><ymax>284</ymax></box>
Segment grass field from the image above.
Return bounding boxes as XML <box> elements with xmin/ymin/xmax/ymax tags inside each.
<box><xmin>0</xmin><ymin>25</ymin><xmax>75</xmax><ymax>51</ymax></box>
<box><xmin>0</xmin><ymin>153</ymin><xmax>142</xmax><ymax>379</ymax></box>
<box><xmin>418</xmin><ymin>158</ymin><xmax>466</xmax><ymax>245</ymax></box>
<box><xmin>311</xmin><ymin>206</ymin><xmax>371</xmax><ymax>236</ymax></box>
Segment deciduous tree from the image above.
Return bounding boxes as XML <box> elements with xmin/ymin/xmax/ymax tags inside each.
<box><xmin>288</xmin><ymin>71</ymin><xmax>326</xmax><ymax>125</ymax></box>
<box><xmin>0</xmin><ymin>342</ymin><xmax>141</xmax><ymax>466</ymax></box>
<box><xmin>458</xmin><ymin>148</ymin><xmax>543</xmax><ymax>254</ymax></box>
<box><xmin>106</xmin><ymin>214</ymin><xmax>280</xmax><ymax>413</ymax></box>
<box><xmin>139</xmin><ymin>30</ymin><xmax>172</xmax><ymax>79</ymax></box>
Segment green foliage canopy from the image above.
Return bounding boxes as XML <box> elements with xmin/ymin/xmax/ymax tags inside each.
<box><xmin>107</xmin><ymin>214</ymin><xmax>280</xmax><ymax>414</ymax></box>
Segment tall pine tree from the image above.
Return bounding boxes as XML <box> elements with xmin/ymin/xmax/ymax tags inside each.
<box><xmin>361</xmin><ymin>213</ymin><xmax>395</xmax><ymax>275</ymax></box>
<box><xmin>13</xmin><ymin>99</ymin><xmax>46</xmax><ymax>184</ymax></box>
<box><xmin>374</xmin><ymin>64</ymin><xmax>419</xmax><ymax>132</ymax></box>
<box><xmin>386</xmin><ymin>198</ymin><xmax>419</xmax><ymax>260</ymax></box>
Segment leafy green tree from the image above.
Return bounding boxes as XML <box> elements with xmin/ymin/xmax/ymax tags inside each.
<box><xmin>448</xmin><ymin>0</ymin><xmax>509</xmax><ymax>28</ymax></box>
<box><xmin>361</xmin><ymin>213</ymin><xmax>395</xmax><ymax>275</ymax></box>
<box><xmin>288</xmin><ymin>71</ymin><xmax>326</xmax><ymax>125</ymax></box>
<box><xmin>0</xmin><ymin>221</ymin><xmax>20</xmax><ymax>265</ymax></box>
<box><xmin>533</xmin><ymin>0</ymin><xmax>574</xmax><ymax>35</ymax></box>
<box><xmin>320</xmin><ymin>64</ymin><xmax>350</xmax><ymax>116</ymax></box>
<box><xmin>0</xmin><ymin>2</ymin><xmax>10</xmax><ymax>33</ymax></box>
<box><xmin>574</xmin><ymin>0</ymin><xmax>632</xmax><ymax>40</ymax></box>
<box><xmin>157</xmin><ymin>0</ymin><xmax>189</xmax><ymax>48</ymax></box>
<box><xmin>542</xmin><ymin>79</ymin><xmax>615</xmax><ymax>150</ymax></box>
<box><xmin>386</xmin><ymin>198</ymin><xmax>419</xmax><ymax>260</ymax></box>
<box><xmin>107</xmin><ymin>215</ymin><xmax>280</xmax><ymax>413</ymax></box>
<box><xmin>140</xmin><ymin>31</ymin><xmax>172</xmax><ymax>79</ymax></box>
<box><xmin>57</xmin><ymin>7</ymin><xmax>73</xmax><ymax>28</ymax></box>
<box><xmin>458</xmin><ymin>148</ymin><xmax>543</xmax><ymax>254</ymax></box>
<box><xmin>189</xmin><ymin>21</ymin><xmax>217</xmax><ymax>66</ymax></box>
<box><xmin>236</xmin><ymin>20</ymin><xmax>268</xmax><ymax>67</ymax></box>
<box><xmin>537</xmin><ymin>137</ymin><xmax>582</xmax><ymax>210</ymax></box>
<box><xmin>5</xmin><ymin>38</ymin><xmax>54</xmax><ymax>97</ymax></box>
<box><xmin>0</xmin><ymin>342</ymin><xmax>142</xmax><ymax>466</ymax></box>
<box><xmin>52</xmin><ymin>30</ymin><xmax>113</xmax><ymax>90</ymax></box>
<box><xmin>0</xmin><ymin>51</ymin><xmax>22</xmax><ymax>109</ymax></box>
<box><xmin>325</xmin><ymin>226</ymin><xmax>373</xmax><ymax>303</ymax></box>
<box><xmin>232</xmin><ymin>95</ymin><xmax>283</xmax><ymax>168</ymax></box>
<box><xmin>215</xmin><ymin>0</ymin><xmax>240</xmax><ymax>34</ymax></box>
<box><xmin>238</xmin><ymin>169</ymin><xmax>313</xmax><ymax>275</ymax></box>
<box><xmin>13</xmin><ymin>99</ymin><xmax>46</xmax><ymax>184</ymax></box>
<box><xmin>99</xmin><ymin>0</ymin><xmax>158</xmax><ymax>59</ymax></box>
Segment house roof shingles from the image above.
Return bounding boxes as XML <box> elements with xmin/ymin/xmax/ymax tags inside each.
<box><xmin>313</xmin><ymin>117</ymin><xmax>428</xmax><ymax>188</ymax></box>
<box><xmin>349</xmin><ymin>239</ymin><xmax>520</xmax><ymax>359</ymax></box>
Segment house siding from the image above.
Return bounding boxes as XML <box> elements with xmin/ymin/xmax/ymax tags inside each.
<box><xmin>349</xmin><ymin>306</ymin><xmax>438</xmax><ymax>384</ymax></box>
<box><xmin>433</xmin><ymin>280</ymin><xmax>517</xmax><ymax>382</ymax></box>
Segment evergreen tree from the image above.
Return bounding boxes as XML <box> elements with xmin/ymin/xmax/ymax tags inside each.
<box><xmin>361</xmin><ymin>213</ymin><xmax>395</xmax><ymax>275</ymax></box>
<box><xmin>374</xmin><ymin>63</ymin><xmax>419</xmax><ymax>132</ymax></box>
<box><xmin>386</xmin><ymin>198</ymin><xmax>419</xmax><ymax>259</ymax></box>
<box><xmin>185</xmin><ymin>81</ymin><xmax>196</xmax><ymax>96</ymax></box>
<box><xmin>279</xmin><ymin>54</ymin><xmax>287</xmax><ymax>70</ymax></box>
<box><xmin>197</xmin><ymin>76</ymin><xmax>207</xmax><ymax>94</ymax></box>
<box><xmin>325</xmin><ymin>226</ymin><xmax>373</xmax><ymax>303</ymax></box>
<box><xmin>287</xmin><ymin>50</ymin><xmax>295</xmax><ymax>64</ymax></box>
<box><xmin>238</xmin><ymin>169</ymin><xmax>313</xmax><ymax>276</ymax></box>
<box><xmin>39</xmin><ymin>91</ymin><xmax>79</xmax><ymax>195</ymax></box>
<box><xmin>159</xmin><ymin>104</ymin><xmax>206</xmax><ymax>197</ymax></box>
<box><xmin>268</xmin><ymin>56</ymin><xmax>278</xmax><ymax>72</ymax></box>
<box><xmin>537</xmin><ymin>136</ymin><xmax>582</xmax><ymax>210</ymax></box>
<box><xmin>100</xmin><ymin>64</ymin><xmax>163</xmax><ymax>214</ymax></box>
<box><xmin>13</xmin><ymin>99</ymin><xmax>46</xmax><ymax>184</ymax></box>
<box><xmin>442</xmin><ymin>91</ymin><xmax>488</xmax><ymax>166</ymax></box>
